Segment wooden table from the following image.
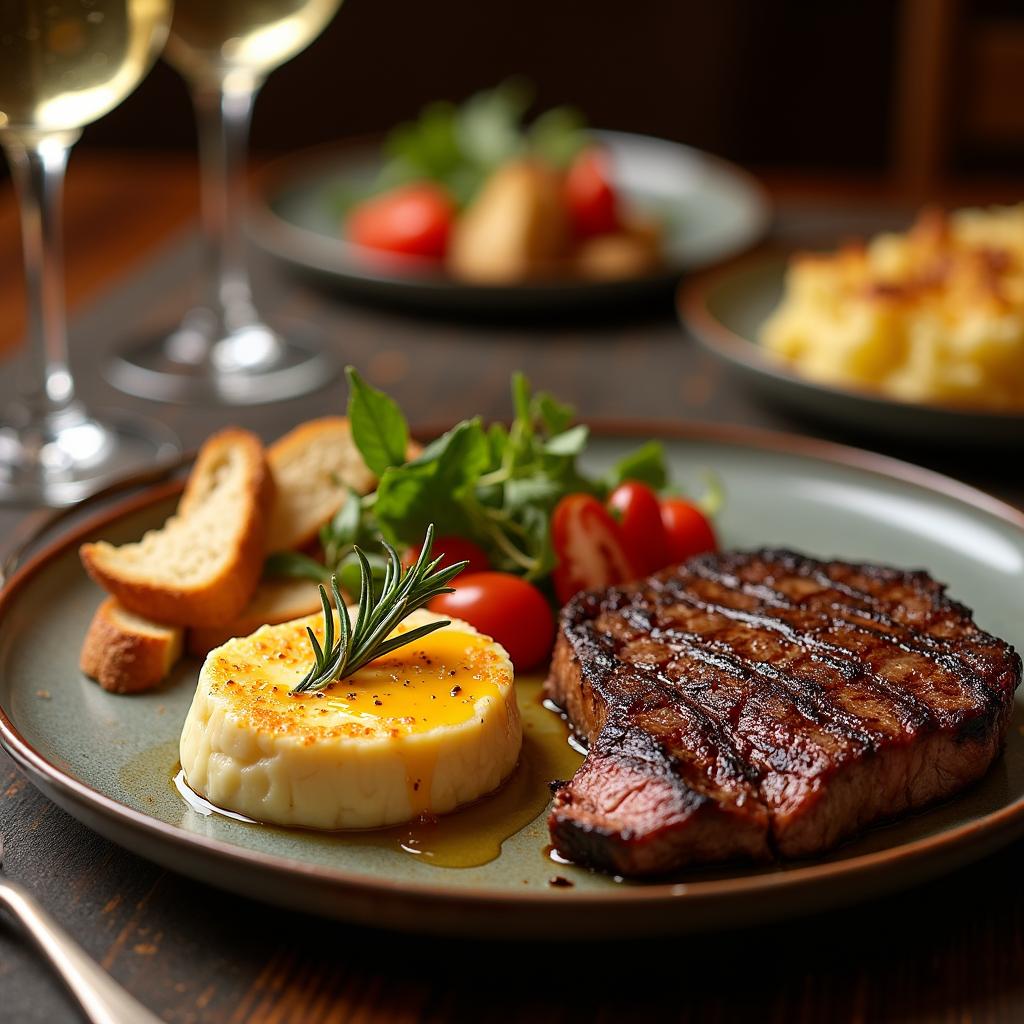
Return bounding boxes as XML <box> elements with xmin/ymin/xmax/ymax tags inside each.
<box><xmin>1</xmin><ymin>155</ymin><xmax>1023</xmax><ymax>1024</ymax></box>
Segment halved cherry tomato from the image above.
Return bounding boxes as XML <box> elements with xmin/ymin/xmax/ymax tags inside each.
<box><xmin>607</xmin><ymin>481</ymin><xmax>670</xmax><ymax>577</ymax></box>
<box><xmin>551</xmin><ymin>493</ymin><xmax>635</xmax><ymax>605</ymax></box>
<box><xmin>403</xmin><ymin>535</ymin><xmax>490</xmax><ymax>576</ymax></box>
<box><xmin>347</xmin><ymin>182</ymin><xmax>455</xmax><ymax>259</ymax></box>
<box><xmin>661</xmin><ymin>498</ymin><xmax>718</xmax><ymax>564</ymax></box>
<box><xmin>429</xmin><ymin>571</ymin><xmax>554</xmax><ymax>671</ymax></box>
<box><xmin>564</xmin><ymin>147</ymin><xmax>619</xmax><ymax>238</ymax></box>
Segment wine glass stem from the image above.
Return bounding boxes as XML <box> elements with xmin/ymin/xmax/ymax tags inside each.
<box><xmin>192</xmin><ymin>77</ymin><xmax>261</xmax><ymax>330</ymax></box>
<box><xmin>3</xmin><ymin>132</ymin><xmax>80</xmax><ymax>420</ymax></box>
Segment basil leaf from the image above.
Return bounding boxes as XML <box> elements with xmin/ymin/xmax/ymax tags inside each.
<box><xmin>487</xmin><ymin>422</ymin><xmax>508</xmax><ymax>467</ymax></box>
<box><xmin>337</xmin><ymin>550</ymin><xmax>389</xmax><ymax>605</ymax></box>
<box><xmin>543</xmin><ymin>424</ymin><xmax>589</xmax><ymax>457</ymax></box>
<box><xmin>264</xmin><ymin>552</ymin><xmax>330</xmax><ymax>582</ymax></box>
<box><xmin>373</xmin><ymin>419</ymin><xmax>490</xmax><ymax>544</ymax></box>
<box><xmin>319</xmin><ymin>488</ymin><xmax>364</xmax><ymax>567</ymax></box>
<box><xmin>346</xmin><ymin>367</ymin><xmax>409</xmax><ymax>476</ymax></box>
<box><xmin>532</xmin><ymin>391</ymin><xmax>575</xmax><ymax>436</ymax></box>
<box><xmin>511</xmin><ymin>371</ymin><xmax>532</xmax><ymax>425</ymax></box>
<box><xmin>513</xmin><ymin>502</ymin><xmax>557</xmax><ymax>580</ymax></box>
<box><xmin>324</xmin><ymin>490</ymin><xmax>362</xmax><ymax>546</ymax></box>
<box><xmin>604</xmin><ymin>441</ymin><xmax>669</xmax><ymax>492</ymax></box>
<box><xmin>503</xmin><ymin>476</ymin><xmax>566</xmax><ymax>512</ymax></box>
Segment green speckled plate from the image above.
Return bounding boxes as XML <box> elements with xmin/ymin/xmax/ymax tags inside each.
<box><xmin>249</xmin><ymin>132</ymin><xmax>770</xmax><ymax>313</ymax></box>
<box><xmin>2</xmin><ymin>425</ymin><xmax>1023</xmax><ymax>938</ymax></box>
<box><xmin>681</xmin><ymin>254</ymin><xmax>1024</xmax><ymax>447</ymax></box>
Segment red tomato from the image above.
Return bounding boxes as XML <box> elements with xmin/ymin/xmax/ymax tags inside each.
<box><xmin>607</xmin><ymin>481</ymin><xmax>670</xmax><ymax>576</ymax></box>
<box><xmin>403</xmin><ymin>535</ymin><xmax>490</xmax><ymax>576</ymax></box>
<box><xmin>661</xmin><ymin>499</ymin><xmax>718</xmax><ymax>564</ymax></box>
<box><xmin>347</xmin><ymin>182</ymin><xmax>455</xmax><ymax>259</ymax></box>
<box><xmin>429</xmin><ymin>572</ymin><xmax>554</xmax><ymax>671</ymax></box>
<box><xmin>564</xmin><ymin>147</ymin><xmax>619</xmax><ymax>238</ymax></box>
<box><xmin>551</xmin><ymin>493</ymin><xmax>635</xmax><ymax>605</ymax></box>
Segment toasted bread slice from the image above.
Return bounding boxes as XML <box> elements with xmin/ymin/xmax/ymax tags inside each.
<box><xmin>265</xmin><ymin>417</ymin><xmax>422</xmax><ymax>554</ymax></box>
<box><xmin>187</xmin><ymin>576</ymin><xmax>324</xmax><ymax>657</ymax></box>
<box><xmin>80</xmin><ymin>598</ymin><xmax>184</xmax><ymax>694</ymax></box>
<box><xmin>265</xmin><ymin>417</ymin><xmax>376</xmax><ymax>554</ymax></box>
<box><xmin>81</xmin><ymin>429</ymin><xmax>273</xmax><ymax>627</ymax></box>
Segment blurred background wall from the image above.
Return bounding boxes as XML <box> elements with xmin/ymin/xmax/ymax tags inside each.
<box><xmin>73</xmin><ymin>0</ymin><xmax>1024</xmax><ymax>192</ymax></box>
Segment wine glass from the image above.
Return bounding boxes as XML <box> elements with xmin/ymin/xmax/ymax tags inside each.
<box><xmin>0</xmin><ymin>0</ymin><xmax>179</xmax><ymax>506</ymax></box>
<box><xmin>106</xmin><ymin>0</ymin><xmax>343</xmax><ymax>405</ymax></box>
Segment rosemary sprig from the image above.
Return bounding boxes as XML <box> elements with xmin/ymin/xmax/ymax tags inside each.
<box><xmin>291</xmin><ymin>525</ymin><xmax>468</xmax><ymax>694</ymax></box>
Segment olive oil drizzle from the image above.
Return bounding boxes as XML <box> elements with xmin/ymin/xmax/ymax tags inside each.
<box><xmin>170</xmin><ymin>676</ymin><xmax>583</xmax><ymax>869</ymax></box>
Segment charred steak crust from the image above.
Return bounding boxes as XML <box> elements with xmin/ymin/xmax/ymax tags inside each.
<box><xmin>545</xmin><ymin>549</ymin><xmax>1021</xmax><ymax>877</ymax></box>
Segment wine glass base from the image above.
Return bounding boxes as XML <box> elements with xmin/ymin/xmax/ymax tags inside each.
<box><xmin>106</xmin><ymin>319</ymin><xmax>339</xmax><ymax>406</ymax></box>
<box><xmin>0</xmin><ymin>406</ymin><xmax>181</xmax><ymax>507</ymax></box>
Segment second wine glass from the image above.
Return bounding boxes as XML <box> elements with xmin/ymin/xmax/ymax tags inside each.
<box><xmin>108</xmin><ymin>0</ymin><xmax>343</xmax><ymax>405</ymax></box>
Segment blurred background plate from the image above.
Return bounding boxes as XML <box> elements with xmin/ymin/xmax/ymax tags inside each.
<box><xmin>681</xmin><ymin>252</ymin><xmax>1024</xmax><ymax>448</ymax></box>
<box><xmin>250</xmin><ymin>131</ymin><xmax>770</xmax><ymax>313</ymax></box>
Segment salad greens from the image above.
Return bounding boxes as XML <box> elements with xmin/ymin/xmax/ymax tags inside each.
<box><xmin>265</xmin><ymin>367</ymin><xmax>674</xmax><ymax>596</ymax></box>
<box><xmin>368</xmin><ymin>80</ymin><xmax>590</xmax><ymax>208</ymax></box>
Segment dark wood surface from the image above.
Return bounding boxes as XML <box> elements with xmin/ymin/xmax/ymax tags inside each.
<box><xmin>1</xmin><ymin>158</ymin><xmax>1023</xmax><ymax>1023</ymax></box>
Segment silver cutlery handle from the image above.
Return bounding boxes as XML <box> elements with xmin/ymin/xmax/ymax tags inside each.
<box><xmin>0</xmin><ymin>877</ymin><xmax>164</xmax><ymax>1024</ymax></box>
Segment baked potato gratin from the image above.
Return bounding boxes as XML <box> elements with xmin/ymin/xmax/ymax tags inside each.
<box><xmin>760</xmin><ymin>205</ymin><xmax>1024</xmax><ymax>410</ymax></box>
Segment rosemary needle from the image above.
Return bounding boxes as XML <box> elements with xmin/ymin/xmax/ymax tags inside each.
<box><xmin>291</xmin><ymin>524</ymin><xmax>468</xmax><ymax>694</ymax></box>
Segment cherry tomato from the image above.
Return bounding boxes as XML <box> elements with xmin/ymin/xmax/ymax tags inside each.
<box><xmin>551</xmin><ymin>493</ymin><xmax>635</xmax><ymax>605</ymax></box>
<box><xmin>429</xmin><ymin>572</ymin><xmax>554</xmax><ymax>671</ymax></box>
<box><xmin>661</xmin><ymin>498</ymin><xmax>718</xmax><ymax>564</ymax></box>
<box><xmin>403</xmin><ymin>535</ymin><xmax>490</xmax><ymax>576</ymax></box>
<box><xmin>607</xmin><ymin>481</ymin><xmax>670</xmax><ymax>576</ymax></box>
<box><xmin>564</xmin><ymin>147</ymin><xmax>619</xmax><ymax>238</ymax></box>
<box><xmin>347</xmin><ymin>182</ymin><xmax>455</xmax><ymax>260</ymax></box>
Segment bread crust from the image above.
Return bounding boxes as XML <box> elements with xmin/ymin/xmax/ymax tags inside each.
<box><xmin>80</xmin><ymin>598</ymin><xmax>183</xmax><ymax>694</ymax></box>
<box><xmin>80</xmin><ymin>428</ymin><xmax>274</xmax><ymax>627</ymax></box>
<box><xmin>265</xmin><ymin>417</ymin><xmax>372</xmax><ymax>553</ymax></box>
<box><xmin>265</xmin><ymin>417</ymin><xmax>422</xmax><ymax>553</ymax></box>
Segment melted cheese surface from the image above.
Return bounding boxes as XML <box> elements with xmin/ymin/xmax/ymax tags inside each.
<box><xmin>179</xmin><ymin>610</ymin><xmax>521</xmax><ymax>829</ymax></box>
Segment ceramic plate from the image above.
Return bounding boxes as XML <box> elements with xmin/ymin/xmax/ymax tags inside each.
<box><xmin>681</xmin><ymin>254</ymin><xmax>1024</xmax><ymax>447</ymax></box>
<box><xmin>249</xmin><ymin>132</ymin><xmax>770</xmax><ymax>313</ymax></box>
<box><xmin>2</xmin><ymin>425</ymin><xmax>1023</xmax><ymax>938</ymax></box>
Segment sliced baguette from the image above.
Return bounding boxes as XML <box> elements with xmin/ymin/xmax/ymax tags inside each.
<box><xmin>186</xmin><ymin>576</ymin><xmax>325</xmax><ymax>657</ymax></box>
<box><xmin>265</xmin><ymin>417</ymin><xmax>376</xmax><ymax>553</ymax></box>
<box><xmin>81</xmin><ymin>428</ymin><xmax>273</xmax><ymax>627</ymax></box>
<box><xmin>80</xmin><ymin>598</ymin><xmax>184</xmax><ymax>694</ymax></box>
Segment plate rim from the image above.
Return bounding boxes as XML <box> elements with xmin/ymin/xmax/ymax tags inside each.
<box><xmin>679</xmin><ymin>250</ymin><xmax>1024</xmax><ymax>425</ymax></box>
<box><xmin>248</xmin><ymin>130</ymin><xmax>772</xmax><ymax>290</ymax></box>
<box><xmin>2</xmin><ymin>419</ymin><xmax>1023</xmax><ymax>915</ymax></box>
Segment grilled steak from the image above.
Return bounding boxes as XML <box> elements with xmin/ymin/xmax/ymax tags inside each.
<box><xmin>546</xmin><ymin>549</ymin><xmax>1021</xmax><ymax>876</ymax></box>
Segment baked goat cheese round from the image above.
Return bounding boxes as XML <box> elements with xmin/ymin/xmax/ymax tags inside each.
<box><xmin>179</xmin><ymin>609</ymin><xmax>521</xmax><ymax>829</ymax></box>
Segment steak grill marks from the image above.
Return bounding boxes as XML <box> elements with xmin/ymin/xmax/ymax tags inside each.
<box><xmin>647</xmin><ymin>553</ymin><xmax>1007</xmax><ymax>731</ymax></box>
<box><xmin>549</xmin><ymin>549</ymin><xmax>1021</xmax><ymax>873</ymax></box>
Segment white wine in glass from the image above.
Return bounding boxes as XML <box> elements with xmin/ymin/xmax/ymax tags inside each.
<box><xmin>107</xmin><ymin>0</ymin><xmax>343</xmax><ymax>406</ymax></box>
<box><xmin>0</xmin><ymin>0</ymin><xmax>179</xmax><ymax>506</ymax></box>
